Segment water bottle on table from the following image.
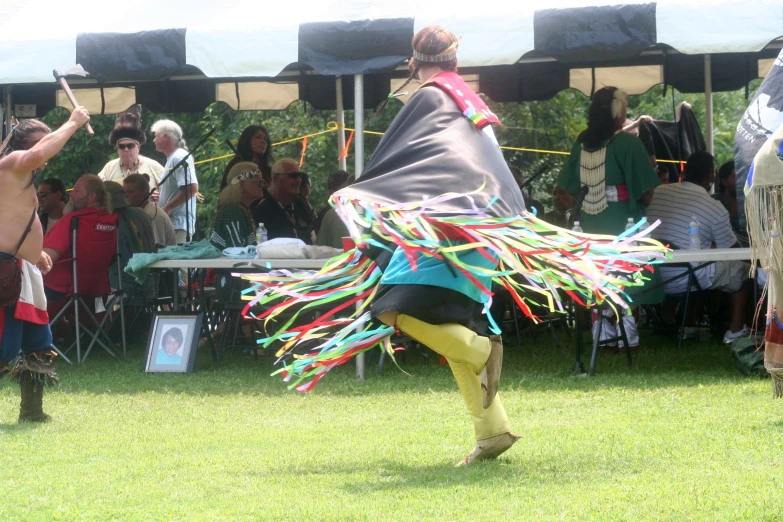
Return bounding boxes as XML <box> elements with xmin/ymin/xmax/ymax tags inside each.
<box><xmin>625</xmin><ymin>217</ymin><xmax>636</xmax><ymax>245</ymax></box>
<box><xmin>256</xmin><ymin>223</ymin><xmax>268</xmax><ymax>245</ymax></box>
<box><xmin>688</xmin><ymin>216</ymin><xmax>701</xmax><ymax>250</ymax></box>
<box><xmin>572</xmin><ymin>221</ymin><xmax>583</xmax><ymax>233</ymax></box>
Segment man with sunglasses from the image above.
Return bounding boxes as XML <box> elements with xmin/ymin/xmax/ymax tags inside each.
<box><xmin>251</xmin><ymin>158</ymin><xmax>315</xmax><ymax>244</ymax></box>
<box><xmin>37</xmin><ymin>178</ymin><xmax>68</xmax><ymax>234</ymax></box>
<box><xmin>97</xmin><ymin>104</ymin><xmax>164</xmax><ymax>190</ymax></box>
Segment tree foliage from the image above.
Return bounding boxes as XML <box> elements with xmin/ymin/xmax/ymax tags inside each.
<box><xmin>40</xmin><ymin>81</ymin><xmax>758</xmax><ymax>238</ymax></box>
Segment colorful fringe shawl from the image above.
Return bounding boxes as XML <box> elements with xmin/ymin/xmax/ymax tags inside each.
<box><xmin>240</xmin><ymin>184</ymin><xmax>668</xmax><ymax>392</ymax></box>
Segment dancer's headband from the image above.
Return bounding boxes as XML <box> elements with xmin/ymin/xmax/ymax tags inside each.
<box><xmin>412</xmin><ymin>40</ymin><xmax>459</xmax><ymax>63</ymax></box>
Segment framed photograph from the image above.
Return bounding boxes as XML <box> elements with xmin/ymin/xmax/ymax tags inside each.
<box><xmin>144</xmin><ymin>312</ymin><xmax>203</xmax><ymax>373</ymax></box>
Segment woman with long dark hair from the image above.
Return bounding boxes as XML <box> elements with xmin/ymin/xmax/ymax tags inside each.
<box><xmin>557</xmin><ymin>86</ymin><xmax>663</xmax><ymax>351</ymax></box>
<box><xmin>558</xmin><ymin>86</ymin><xmax>658</xmax><ymax>233</ymax></box>
<box><xmin>221</xmin><ymin>125</ymin><xmax>274</xmax><ymax>190</ymax></box>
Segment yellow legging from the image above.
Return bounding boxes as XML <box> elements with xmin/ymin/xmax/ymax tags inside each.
<box><xmin>396</xmin><ymin>314</ymin><xmax>511</xmax><ymax>441</ymax></box>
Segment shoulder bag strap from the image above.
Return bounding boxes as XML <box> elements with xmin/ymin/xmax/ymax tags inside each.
<box><xmin>13</xmin><ymin>207</ymin><xmax>37</xmax><ymax>256</ymax></box>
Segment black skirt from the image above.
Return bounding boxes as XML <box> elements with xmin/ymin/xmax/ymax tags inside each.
<box><xmin>371</xmin><ymin>283</ymin><xmax>488</xmax><ymax>335</ymax></box>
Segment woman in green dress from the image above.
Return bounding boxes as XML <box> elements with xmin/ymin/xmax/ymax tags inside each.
<box><xmin>557</xmin><ymin>86</ymin><xmax>663</xmax><ymax>349</ymax></box>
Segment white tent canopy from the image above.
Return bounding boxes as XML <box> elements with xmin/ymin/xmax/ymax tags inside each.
<box><xmin>1</xmin><ymin>0</ymin><xmax>781</xmax><ymax>92</ymax></box>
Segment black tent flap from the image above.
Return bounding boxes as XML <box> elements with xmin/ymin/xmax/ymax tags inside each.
<box><xmin>299</xmin><ymin>18</ymin><xmax>414</xmax><ymax>76</ymax></box>
<box><xmin>76</xmin><ymin>29</ymin><xmax>187</xmax><ymax>82</ymax></box>
<box><xmin>534</xmin><ymin>3</ymin><xmax>656</xmax><ymax>63</ymax></box>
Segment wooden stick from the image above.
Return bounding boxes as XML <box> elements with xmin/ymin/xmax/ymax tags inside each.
<box><xmin>56</xmin><ymin>78</ymin><xmax>94</xmax><ymax>136</ymax></box>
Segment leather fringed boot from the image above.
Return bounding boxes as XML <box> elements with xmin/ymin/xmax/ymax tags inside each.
<box><xmin>11</xmin><ymin>351</ymin><xmax>59</xmax><ymax>423</ymax></box>
<box><xmin>19</xmin><ymin>380</ymin><xmax>51</xmax><ymax>422</ymax></box>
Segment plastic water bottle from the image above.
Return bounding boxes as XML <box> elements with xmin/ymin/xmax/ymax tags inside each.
<box><xmin>688</xmin><ymin>216</ymin><xmax>701</xmax><ymax>250</ymax></box>
<box><xmin>256</xmin><ymin>223</ymin><xmax>268</xmax><ymax>245</ymax></box>
<box><xmin>572</xmin><ymin>221</ymin><xmax>583</xmax><ymax>233</ymax></box>
<box><xmin>625</xmin><ymin>218</ymin><xmax>636</xmax><ymax>245</ymax></box>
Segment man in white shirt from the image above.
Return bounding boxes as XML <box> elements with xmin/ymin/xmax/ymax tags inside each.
<box><xmin>151</xmin><ymin>120</ymin><xmax>198</xmax><ymax>244</ymax></box>
<box><xmin>97</xmin><ymin>104</ymin><xmax>164</xmax><ymax>188</ymax></box>
<box><xmin>123</xmin><ymin>174</ymin><xmax>177</xmax><ymax>249</ymax></box>
<box><xmin>646</xmin><ymin>151</ymin><xmax>751</xmax><ymax>343</ymax></box>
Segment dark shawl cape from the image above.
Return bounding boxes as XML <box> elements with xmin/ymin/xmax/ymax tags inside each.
<box><xmin>337</xmin><ymin>84</ymin><xmax>525</xmax><ymax>218</ymax></box>
<box><xmin>334</xmin><ymin>82</ymin><xmax>526</xmax><ymax>327</ymax></box>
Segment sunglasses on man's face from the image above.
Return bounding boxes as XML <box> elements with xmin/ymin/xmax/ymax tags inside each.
<box><xmin>37</xmin><ymin>191</ymin><xmax>50</xmax><ymax>198</ymax></box>
<box><xmin>286</xmin><ymin>172</ymin><xmax>303</xmax><ymax>179</ymax></box>
<box><xmin>117</xmin><ymin>142</ymin><xmax>137</xmax><ymax>150</ymax></box>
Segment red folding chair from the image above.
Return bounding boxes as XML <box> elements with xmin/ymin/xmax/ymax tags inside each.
<box><xmin>49</xmin><ymin>212</ymin><xmax>127</xmax><ymax>363</ymax></box>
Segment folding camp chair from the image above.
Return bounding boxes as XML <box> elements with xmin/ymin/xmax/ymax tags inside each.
<box><xmin>49</xmin><ymin>212</ymin><xmax>127</xmax><ymax>363</ymax></box>
<box><xmin>655</xmin><ymin>239</ymin><xmax>707</xmax><ymax>349</ymax></box>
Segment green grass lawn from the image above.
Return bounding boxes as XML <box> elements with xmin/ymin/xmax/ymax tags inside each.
<box><xmin>1</xmin><ymin>329</ymin><xmax>781</xmax><ymax>521</ymax></box>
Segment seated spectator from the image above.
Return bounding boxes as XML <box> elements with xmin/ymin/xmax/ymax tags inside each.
<box><xmin>123</xmin><ymin>174</ymin><xmax>177</xmax><ymax>250</ymax></box>
<box><xmin>210</xmin><ymin>162</ymin><xmax>266</xmax><ymax>249</ymax></box>
<box><xmin>316</xmin><ymin>173</ymin><xmax>354</xmax><ymax>249</ymax></box>
<box><xmin>251</xmin><ymin>158</ymin><xmax>315</xmax><ymax>244</ymax></box>
<box><xmin>712</xmin><ymin>160</ymin><xmax>748</xmax><ymax>247</ymax></box>
<box><xmin>656</xmin><ymin>163</ymin><xmax>670</xmax><ymax>185</ymax></box>
<box><xmin>221</xmin><ymin>125</ymin><xmax>274</xmax><ymax>189</ymax></box>
<box><xmin>316</xmin><ymin>170</ymin><xmax>351</xmax><ymax>234</ymax></box>
<box><xmin>645</xmin><ymin>151</ymin><xmax>751</xmax><ymax>343</ymax></box>
<box><xmin>508</xmin><ymin>165</ymin><xmax>544</xmax><ymax>216</ymax></box>
<box><xmin>542</xmin><ymin>186</ymin><xmax>575</xmax><ymax>229</ymax></box>
<box><xmin>105</xmin><ymin>181</ymin><xmax>156</xmax><ymax>298</ymax></box>
<box><xmin>42</xmin><ymin>175</ymin><xmax>114</xmax><ymax>313</ymax></box>
<box><xmin>38</xmin><ymin>178</ymin><xmax>68</xmax><ymax>234</ymax></box>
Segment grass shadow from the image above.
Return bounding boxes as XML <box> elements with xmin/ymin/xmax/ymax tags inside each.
<box><xmin>0</xmin><ymin>421</ymin><xmax>47</xmax><ymax>433</ymax></box>
<box><xmin>35</xmin><ymin>326</ymin><xmax>760</xmax><ymax>399</ymax></box>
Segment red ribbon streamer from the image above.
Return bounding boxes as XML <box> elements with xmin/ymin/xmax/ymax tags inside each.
<box><xmin>338</xmin><ymin>131</ymin><xmax>355</xmax><ymax>161</ymax></box>
<box><xmin>299</xmin><ymin>136</ymin><xmax>309</xmax><ymax>168</ymax></box>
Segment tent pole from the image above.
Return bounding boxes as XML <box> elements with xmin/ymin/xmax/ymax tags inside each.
<box><xmin>354</xmin><ymin>73</ymin><xmax>366</xmax><ymax>381</ymax></box>
<box><xmin>704</xmin><ymin>55</ymin><xmax>714</xmax><ymax>155</ymax></box>
<box><xmin>336</xmin><ymin>76</ymin><xmax>347</xmax><ymax>171</ymax></box>
<box><xmin>3</xmin><ymin>86</ymin><xmax>11</xmax><ymax>140</ymax></box>
<box><xmin>354</xmin><ymin>74</ymin><xmax>364</xmax><ymax>178</ymax></box>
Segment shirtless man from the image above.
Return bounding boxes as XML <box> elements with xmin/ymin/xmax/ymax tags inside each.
<box><xmin>0</xmin><ymin>107</ymin><xmax>90</xmax><ymax>422</ymax></box>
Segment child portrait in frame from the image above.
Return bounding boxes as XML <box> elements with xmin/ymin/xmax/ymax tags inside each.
<box><xmin>144</xmin><ymin>313</ymin><xmax>202</xmax><ymax>373</ymax></box>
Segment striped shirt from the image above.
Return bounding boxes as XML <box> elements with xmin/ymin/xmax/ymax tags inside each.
<box><xmin>645</xmin><ymin>181</ymin><xmax>737</xmax><ymax>293</ymax></box>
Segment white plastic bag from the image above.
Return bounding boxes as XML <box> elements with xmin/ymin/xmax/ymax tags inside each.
<box><xmin>256</xmin><ymin>238</ymin><xmax>308</xmax><ymax>259</ymax></box>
